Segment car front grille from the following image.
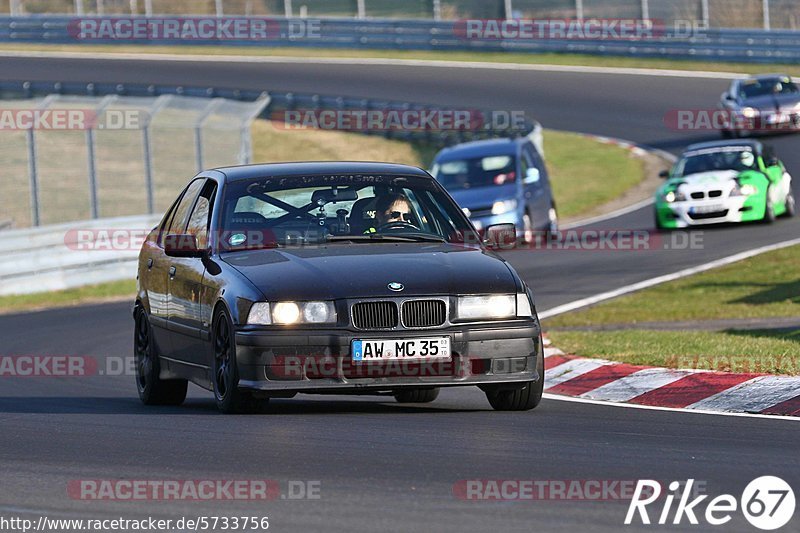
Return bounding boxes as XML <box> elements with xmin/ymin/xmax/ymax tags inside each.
<box><xmin>708</xmin><ymin>190</ymin><xmax>723</xmax><ymax>198</ymax></box>
<box><xmin>352</xmin><ymin>301</ymin><xmax>398</xmax><ymax>330</ymax></box>
<box><xmin>402</xmin><ymin>299</ymin><xmax>447</xmax><ymax>328</ymax></box>
<box><xmin>690</xmin><ymin>192</ymin><xmax>705</xmax><ymax>200</ymax></box>
<box><xmin>689</xmin><ymin>209</ymin><xmax>728</xmax><ymax>220</ymax></box>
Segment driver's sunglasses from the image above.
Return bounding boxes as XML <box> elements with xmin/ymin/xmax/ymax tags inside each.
<box><xmin>386</xmin><ymin>210</ymin><xmax>412</xmax><ymax>222</ymax></box>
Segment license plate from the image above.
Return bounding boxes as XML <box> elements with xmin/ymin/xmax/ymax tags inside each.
<box><xmin>352</xmin><ymin>337</ymin><xmax>450</xmax><ymax>362</ymax></box>
<box><xmin>690</xmin><ymin>204</ymin><xmax>724</xmax><ymax>214</ymax></box>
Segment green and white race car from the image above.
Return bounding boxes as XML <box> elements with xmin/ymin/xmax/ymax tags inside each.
<box><xmin>655</xmin><ymin>140</ymin><xmax>795</xmax><ymax>229</ymax></box>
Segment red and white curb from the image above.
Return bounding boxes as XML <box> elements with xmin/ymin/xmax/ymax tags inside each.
<box><xmin>542</xmin><ymin>342</ymin><xmax>800</xmax><ymax>417</ymax></box>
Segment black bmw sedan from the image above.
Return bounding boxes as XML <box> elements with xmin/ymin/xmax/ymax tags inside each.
<box><xmin>134</xmin><ymin>162</ymin><xmax>544</xmax><ymax>413</ymax></box>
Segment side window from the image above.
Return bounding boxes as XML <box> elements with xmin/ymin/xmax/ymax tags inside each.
<box><xmin>186</xmin><ymin>181</ymin><xmax>217</xmax><ymax>250</ymax></box>
<box><xmin>167</xmin><ymin>179</ymin><xmax>205</xmax><ymax>236</ymax></box>
<box><xmin>521</xmin><ymin>148</ymin><xmax>540</xmax><ymax>185</ymax></box>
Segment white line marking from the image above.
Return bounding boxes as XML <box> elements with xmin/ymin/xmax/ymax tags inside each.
<box><xmin>0</xmin><ymin>50</ymin><xmax>745</xmax><ymax>79</ymax></box>
<box><xmin>544</xmin><ymin>358</ymin><xmax>608</xmax><ymax>390</ymax></box>
<box><xmin>580</xmin><ymin>367</ymin><xmax>693</xmax><ymax>402</ymax></box>
<box><xmin>542</xmin><ymin>393</ymin><xmax>800</xmax><ymax>421</ymax></box>
<box><xmin>687</xmin><ymin>375</ymin><xmax>800</xmax><ymax>413</ymax></box>
<box><xmin>539</xmin><ymin>237</ymin><xmax>800</xmax><ymax>319</ymax></box>
<box><xmin>543</xmin><ymin>346</ymin><xmax>564</xmax><ymax>357</ymax></box>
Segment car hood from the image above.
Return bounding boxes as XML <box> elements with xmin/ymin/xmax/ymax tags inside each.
<box><xmin>221</xmin><ymin>243</ymin><xmax>518</xmax><ymax>301</ymax></box>
<box><xmin>448</xmin><ymin>185</ymin><xmax>517</xmax><ymax>210</ymax></box>
<box><xmin>742</xmin><ymin>93</ymin><xmax>800</xmax><ymax>111</ymax></box>
<box><xmin>676</xmin><ymin>170</ymin><xmax>740</xmax><ymax>186</ymax></box>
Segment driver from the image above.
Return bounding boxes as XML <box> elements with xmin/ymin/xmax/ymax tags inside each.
<box><xmin>364</xmin><ymin>193</ymin><xmax>414</xmax><ymax>234</ymax></box>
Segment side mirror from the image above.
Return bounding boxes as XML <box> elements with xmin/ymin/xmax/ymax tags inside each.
<box><xmin>659</xmin><ymin>170</ymin><xmax>670</xmax><ymax>179</ymax></box>
<box><xmin>523</xmin><ymin>168</ymin><xmax>541</xmax><ymax>184</ymax></box>
<box><xmin>164</xmin><ymin>234</ymin><xmax>204</xmax><ymax>258</ymax></box>
<box><xmin>722</xmin><ymin>92</ymin><xmax>735</xmax><ymax>101</ymax></box>
<box><xmin>765</xmin><ymin>157</ymin><xmax>779</xmax><ymax>167</ymax></box>
<box><xmin>483</xmin><ymin>223</ymin><xmax>517</xmax><ymax>250</ymax></box>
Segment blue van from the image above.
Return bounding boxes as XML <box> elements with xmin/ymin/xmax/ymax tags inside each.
<box><xmin>431</xmin><ymin>136</ymin><xmax>558</xmax><ymax>238</ymax></box>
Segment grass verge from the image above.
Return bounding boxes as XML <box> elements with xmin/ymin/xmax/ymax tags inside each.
<box><xmin>546</xmin><ymin>245</ymin><xmax>800</xmax><ymax>327</ymax></box>
<box><xmin>0</xmin><ymin>279</ymin><xmax>136</xmax><ymax>315</ymax></box>
<box><xmin>547</xmin><ymin>329</ymin><xmax>800</xmax><ymax>375</ymax></box>
<box><xmin>546</xmin><ymin>244</ymin><xmax>800</xmax><ymax>375</ymax></box>
<box><xmin>3</xmin><ymin>44</ymin><xmax>799</xmax><ymax>76</ymax></box>
<box><xmin>544</xmin><ymin>130</ymin><xmax>643</xmax><ymax>219</ymax></box>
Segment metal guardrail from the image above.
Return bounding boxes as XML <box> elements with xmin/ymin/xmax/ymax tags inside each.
<box><xmin>1</xmin><ymin>16</ymin><xmax>800</xmax><ymax>63</ymax></box>
<box><xmin>0</xmin><ymin>79</ymin><xmax>538</xmax><ymax>149</ymax></box>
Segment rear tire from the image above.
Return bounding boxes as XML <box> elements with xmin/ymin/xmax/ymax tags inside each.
<box><xmin>485</xmin><ymin>348</ymin><xmax>544</xmax><ymax>411</ymax></box>
<box><xmin>134</xmin><ymin>307</ymin><xmax>187</xmax><ymax>406</ymax></box>
<box><xmin>782</xmin><ymin>188</ymin><xmax>795</xmax><ymax>218</ymax></box>
<box><xmin>212</xmin><ymin>309</ymin><xmax>267</xmax><ymax>414</ymax></box>
<box><xmin>547</xmin><ymin>204</ymin><xmax>559</xmax><ymax>235</ymax></box>
<box><xmin>394</xmin><ymin>388</ymin><xmax>439</xmax><ymax>404</ymax></box>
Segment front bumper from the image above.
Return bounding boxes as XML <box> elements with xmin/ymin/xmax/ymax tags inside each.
<box><xmin>656</xmin><ymin>195</ymin><xmax>764</xmax><ymax>228</ymax></box>
<box><xmin>234</xmin><ymin>320</ymin><xmax>541</xmax><ymax>393</ymax></box>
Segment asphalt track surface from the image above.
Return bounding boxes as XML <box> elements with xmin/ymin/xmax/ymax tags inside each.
<box><xmin>1</xmin><ymin>55</ymin><xmax>799</xmax><ymax>532</ymax></box>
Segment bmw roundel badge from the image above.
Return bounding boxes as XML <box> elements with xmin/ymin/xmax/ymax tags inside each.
<box><xmin>388</xmin><ymin>282</ymin><xmax>404</xmax><ymax>292</ymax></box>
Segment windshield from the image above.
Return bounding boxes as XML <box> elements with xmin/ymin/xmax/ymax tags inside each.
<box><xmin>219</xmin><ymin>174</ymin><xmax>477</xmax><ymax>249</ymax></box>
<box><xmin>432</xmin><ymin>155</ymin><xmax>517</xmax><ymax>191</ymax></box>
<box><xmin>740</xmin><ymin>77</ymin><xmax>799</xmax><ymax>99</ymax></box>
<box><xmin>674</xmin><ymin>147</ymin><xmax>757</xmax><ymax>177</ymax></box>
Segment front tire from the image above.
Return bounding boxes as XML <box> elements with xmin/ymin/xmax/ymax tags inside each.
<box><xmin>485</xmin><ymin>349</ymin><xmax>544</xmax><ymax>411</ymax></box>
<box><xmin>762</xmin><ymin>187</ymin><xmax>776</xmax><ymax>224</ymax></box>
<box><xmin>212</xmin><ymin>309</ymin><xmax>265</xmax><ymax>414</ymax></box>
<box><xmin>547</xmin><ymin>204</ymin><xmax>559</xmax><ymax>235</ymax></box>
<box><xmin>394</xmin><ymin>388</ymin><xmax>439</xmax><ymax>403</ymax></box>
<box><xmin>134</xmin><ymin>307</ymin><xmax>187</xmax><ymax>406</ymax></box>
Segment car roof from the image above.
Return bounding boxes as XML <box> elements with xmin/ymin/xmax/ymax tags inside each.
<box><xmin>739</xmin><ymin>73</ymin><xmax>792</xmax><ymax>83</ymax></box>
<box><xmin>211</xmin><ymin>161</ymin><xmax>432</xmax><ymax>182</ymax></box>
<box><xmin>434</xmin><ymin>138</ymin><xmax>522</xmax><ymax>161</ymax></box>
<box><xmin>684</xmin><ymin>139</ymin><xmax>762</xmax><ymax>153</ymax></box>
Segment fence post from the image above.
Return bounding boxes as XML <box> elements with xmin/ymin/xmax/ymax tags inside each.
<box><xmin>504</xmin><ymin>0</ymin><xmax>513</xmax><ymax>20</ymax></box>
<box><xmin>700</xmin><ymin>0</ymin><xmax>709</xmax><ymax>27</ymax></box>
<box><xmin>763</xmin><ymin>0</ymin><xmax>771</xmax><ymax>30</ymax></box>
<box><xmin>129</xmin><ymin>0</ymin><xmax>137</xmax><ymax>14</ymax></box>
<box><xmin>640</xmin><ymin>0</ymin><xmax>649</xmax><ymax>20</ymax></box>
<box><xmin>284</xmin><ymin>0</ymin><xmax>292</xmax><ymax>18</ymax></box>
<box><xmin>239</xmin><ymin>94</ymin><xmax>271</xmax><ymax>165</ymax></box>
<box><xmin>215</xmin><ymin>0</ymin><xmax>223</xmax><ymax>17</ymax></box>
<box><xmin>432</xmin><ymin>0</ymin><xmax>441</xmax><ymax>20</ymax></box>
<box><xmin>97</xmin><ymin>0</ymin><xmax>105</xmax><ymax>15</ymax></box>
<box><xmin>9</xmin><ymin>0</ymin><xmax>21</xmax><ymax>15</ymax></box>
<box><xmin>142</xmin><ymin>95</ymin><xmax>172</xmax><ymax>215</ymax></box>
<box><xmin>357</xmin><ymin>0</ymin><xmax>365</xmax><ymax>19</ymax></box>
<box><xmin>26</xmin><ymin>128</ymin><xmax>40</xmax><ymax>226</ymax></box>
<box><xmin>74</xmin><ymin>0</ymin><xmax>84</xmax><ymax>15</ymax></box>
<box><xmin>144</xmin><ymin>0</ymin><xmax>152</xmax><ymax>16</ymax></box>
<box><xmin>195</xmin><ymin>99</ymin><xmax>224</xmax><ymax>172</ymax></box>
<box><xmin>575</xmin><ymin>0</ymin><xmax>583</xmax><ymax>20</ymax></box>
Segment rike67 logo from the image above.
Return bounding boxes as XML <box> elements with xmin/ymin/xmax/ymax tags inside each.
<box><xmin>626</xmin><ymin>477</ymin><xmax>795</xmax><ymax>530</ymax></box>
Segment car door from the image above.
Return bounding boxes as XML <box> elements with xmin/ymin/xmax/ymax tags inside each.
<box><xmin>168</xmin><ymin>179</ymin><xmax>217</xmax><ymax>368</ymax></box>
<box><xmin>521</xmin><ymin>143</ymin><xmax>549</xmax><ymax>229</ymax></box>
<box><xmin>760</xmin><ymin>145</ymin><xmax>791</xmax><ymax>208</ymax></box>
<box><xmin>141</xmin><ymin>196</ymin><xmax>183</xmax><ymax>355</ymax></box>
<box><xmin>162</xmin><ymin>178</ymin><xmax>205</xmax><ymax>364</ymax></box>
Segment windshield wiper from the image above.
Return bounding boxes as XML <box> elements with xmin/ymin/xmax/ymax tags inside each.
<box><xmin>326</xmin><ymin>234</ymin><xmax>446</xmax><ymax>243</ymax></box>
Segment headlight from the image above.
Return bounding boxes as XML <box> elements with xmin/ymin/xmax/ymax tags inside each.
<box><xmin>456</xmin><ymin>294</ymin><xmax>518</xmax><ymax>320</ymax></box>
<box><xmin>247</xmin><ymin>301</ymin><xmax>337</xmax><ymax>325</ymax></box>
<box><xmin>664</xmin><ymin>190</ymin><xmax>686</xmax><ymax>203</ymax></box>
<box><xmin>741</xmin><ymin>107</ymin><xmax>759</xmax><ymax>118</ymax></box>
<box><xmin>492</xmin><ymin>199</ymin><xmax>518</xmax><ymax>215</ymax></box>
<box><xmin>740</xmin><ymin>184</ymin><xmax>758</xmax><ymax>196</ymax></box>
